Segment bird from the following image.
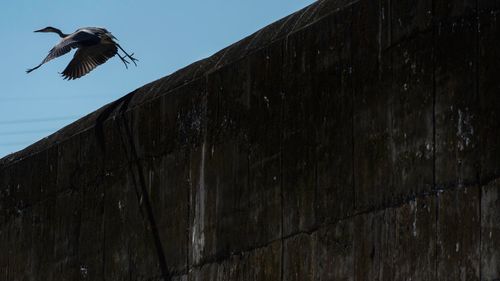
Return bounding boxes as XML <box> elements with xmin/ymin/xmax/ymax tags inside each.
<box><xmin>27</xmin><ymin>26</ymin><xmax>138</xmax><ymax>80</ymax></box>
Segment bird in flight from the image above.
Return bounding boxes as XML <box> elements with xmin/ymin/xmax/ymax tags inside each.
<box><xmin>27</xmin><ymin>26</ymin><xmax>138</xmax><ymax>80</ymax></box>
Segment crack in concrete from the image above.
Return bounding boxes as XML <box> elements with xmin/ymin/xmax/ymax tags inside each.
<box><xmin>94</xmin><ymin>90</ymin><xmax>171</xmax><ymax>280</ymax></box>
<box><xmin>118</xmin><ymin>96</ymin><xmax>171</xmax><ymax>281</ymax></box>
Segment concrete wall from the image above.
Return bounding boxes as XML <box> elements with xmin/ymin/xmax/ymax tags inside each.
<box><xmin>1</xmin><ymin>0</ymin><xmax>500</xmax><ymax>280</ymax></box>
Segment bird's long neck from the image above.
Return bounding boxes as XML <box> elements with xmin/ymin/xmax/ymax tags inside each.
<box><xmin>52</xmin><ymin>28</ymin><xmax>68</xmax><ymax>38</ymax></box>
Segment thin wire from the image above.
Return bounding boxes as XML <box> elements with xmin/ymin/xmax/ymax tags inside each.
<box><xmin>0</xmin><ymin>128</ymin><xmax>57</xmax><ymax>136</ymax></box>
<box><xmin>0</xmin><ymin>115</ymin><xmax>80</xmax><ymax>125</ymax></box>
<box><xmin>0</xmin><ymin>94</ymin><xmax>111</xmax><ymax>102</ymax></box>
<box><xmin>0</xmin><ymin>142</ymin><xmax>31</xmax><ymax>147</ymax></box>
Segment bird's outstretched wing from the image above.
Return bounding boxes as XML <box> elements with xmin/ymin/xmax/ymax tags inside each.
<box><xmin>27</xmin><ymin>31</ymin><xmax>100</xmax><ymax>73</ymax></box>
<box><xmin>61</xmin><ymin>42</ymin><xmax>117</xmax><ymax>80</ymax></box>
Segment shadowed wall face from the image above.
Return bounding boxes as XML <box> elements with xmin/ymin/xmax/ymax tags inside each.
<box><xmin>1</xmin><ymin>0</ymin><xmax>500</xmax><ymax>280</ymax></box>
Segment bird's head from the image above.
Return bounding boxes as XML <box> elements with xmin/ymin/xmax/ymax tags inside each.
<box><xmin>34</xmin><ymin>26</ymin><xmax>67</xmax><ymax>38</ymax></box>
<box><xmin>34</xmin><ymin>26</ymin><xmax>59</xmax><ymax>33</ymax></box>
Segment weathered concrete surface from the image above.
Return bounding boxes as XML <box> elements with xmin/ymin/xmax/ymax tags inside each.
<box><xmin>1</xmin><ymin>0</ymin><xmax>500</xmax><ymax>280</ymax></box>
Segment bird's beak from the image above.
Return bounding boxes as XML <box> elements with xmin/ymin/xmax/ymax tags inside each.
<box><xmin>34</xmin><ymin>28</ymin><xmax>45</xmax><ymax>33</ymax></box>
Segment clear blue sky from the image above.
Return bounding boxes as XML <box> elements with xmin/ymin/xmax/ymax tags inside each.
<box><xmin>0</xmin><ymin>0</ymin><xmax>314</xmax><ymax>158</ymax></box>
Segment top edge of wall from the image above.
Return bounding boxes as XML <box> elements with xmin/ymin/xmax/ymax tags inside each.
<box><xmin>0</xmin><ymin>0</ymin><xmax>356</xmax><ymax>167</ymax></box>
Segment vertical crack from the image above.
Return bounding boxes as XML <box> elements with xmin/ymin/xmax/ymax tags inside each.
<box><xmin>349</xmin><ymin>6</ymin><xmax>357</xmax><ymax>278</ymax></box>
<box><xmin>350</xmin><ymin>4</ymin><xmax>356</xmax><ymax>217</ymax></box>
<box><xmin>475</xmin><ymin>0</ymin><xmax>482</xmax><ymax>277</ymax></box>
<box><xmin>186</xmin><ymin>148</ymin><xmax>192</xmax><ymax>279</ymax></box>
<box><xmin>431</xmin><ymin>0</ymin><xmax>438</xmax><ymax>278</ymax></box>
<box><xmin>102</xmin><ymin>176</ymin><xmax>107</xmax><ymax>281</ymax></box>
<box><xmin>94</xmin><ymin>90</ymin><xmax>140</xmax><ymax>281</ymax></box>
<box><xmin>347</xmin><ymin>4</ymin><xmax>357</xmax><ymax>279</ymax></box>
<box><xmin>387</xmin><ymin>0</ymin><xmax>396</xmax><ymax>204</ymax></box>
<box><xmin>106</xmin><ymin>92</ymin><xmax>171</xmax><ymax>281</ymax></box>
<box><xmin>279</xmin><ymin>37</ymin><xmax>287</xmax><ymax>281</ymax></box>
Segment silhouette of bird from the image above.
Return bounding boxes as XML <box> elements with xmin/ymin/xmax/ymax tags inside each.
<box><xmin>27</xmin><ymin>26</ymin><xmax>138</xmax><ymax>80</ymax></box>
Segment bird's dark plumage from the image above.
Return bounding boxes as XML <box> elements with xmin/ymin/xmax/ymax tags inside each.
<box><xmin>27</xmin><ymin>26</ymin><xmax>137</xmax><ymax>80</ymax></box>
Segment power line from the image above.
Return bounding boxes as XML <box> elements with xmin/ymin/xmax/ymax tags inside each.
<box><xmin>0</xmin><ymin>115</ymin><xmax>80</xmax><ymax>125</ymax></box>
<box><xmin>0</xmin><ymin>128</ymin><xmax>57</xmax><ymax>136</ymax></box>
<box><xmin>0</xmin><ymin>142</ymin><xmax>30</xmax><ymax>147</ymax></box>
<box><xmin>0</xmin><ymin>94</ymin><xmax>111</xmax><ymax>102</ymax></box>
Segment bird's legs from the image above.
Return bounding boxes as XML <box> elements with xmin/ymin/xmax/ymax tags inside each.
<box><xmin>117</xmin><ymin>53</ymin><xmax>131</xmax><ymax>69</ymax></box>
<box><xmin>116</xmin><ymin>43</ymin><xmax>138</xmax><ymax>67</ymax></box>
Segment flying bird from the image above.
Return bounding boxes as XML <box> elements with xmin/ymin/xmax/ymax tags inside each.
<box><xmin>27</xmin><ymin>26</ymin><xmax>138</xmax><ymax>80</ymax></box>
